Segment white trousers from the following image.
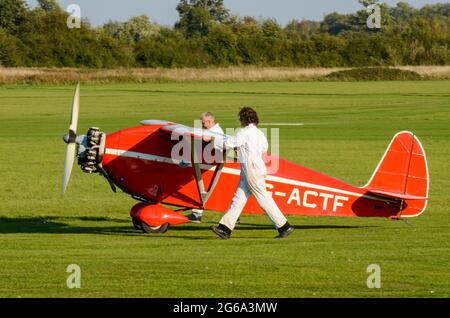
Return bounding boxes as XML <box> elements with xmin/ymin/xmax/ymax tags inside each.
<box><xmin>219</xmin><ymin>171</ymin><xmax>288</xmax><ymax>231</ymax></box>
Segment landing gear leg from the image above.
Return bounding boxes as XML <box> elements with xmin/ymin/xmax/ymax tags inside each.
<box><xmin>132</xmin><ymin>218</ymin><xmax>143</xmax><ymax>231</ymax></box>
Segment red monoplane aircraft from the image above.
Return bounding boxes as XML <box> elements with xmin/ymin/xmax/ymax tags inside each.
<box><xmin>62</xmin><ymin>84</ymin><xmax>429</xmax><ymax>234</ymax></box>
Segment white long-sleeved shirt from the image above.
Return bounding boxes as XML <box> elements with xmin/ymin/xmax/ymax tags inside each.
<box><xmin>208</xmin><ymin>123</ymin><xmax>224</xmax><ymax>150</ymax></box>
<box><xmin>209</xmin><ymin>123</ymin><xmax>224</xmax><ymax>135</ymax></box>
<box><xmin>224</xmin><ymin>124</ymin><xmax>268</xmax><ymax>176</ymax></box>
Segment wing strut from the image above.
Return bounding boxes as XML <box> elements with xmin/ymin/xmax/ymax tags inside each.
<box><xmin>190</xmin><ymin>137</ymin><xmax>226</xmax><ymax>207</ymax></box>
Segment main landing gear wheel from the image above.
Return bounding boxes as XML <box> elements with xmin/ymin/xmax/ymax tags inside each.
<box><xmin>132</xmin><ymin>218</ymin><xmax>143</xmax><ymax>231</ymax></box>
<box><xmin>141</xmin><ymin>222</ymin><xmax>170</xmax><ymax>234</ymax></box>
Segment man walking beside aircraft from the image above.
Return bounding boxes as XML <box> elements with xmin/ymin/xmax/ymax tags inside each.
<box><xmin>210</xmin><ymin>107</ymin><xmax>294</xmax><ymax>239</ymax></box>
<box><xmin>187</xmin><ymin>112</ymin><xmax>224</xmax><ymax>223</ymax></box>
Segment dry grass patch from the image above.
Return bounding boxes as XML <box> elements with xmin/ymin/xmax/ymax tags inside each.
<box><xmin>0</xmin><ymin>66</ymin><xmax>449</xmax><ymax>84</ymax></box>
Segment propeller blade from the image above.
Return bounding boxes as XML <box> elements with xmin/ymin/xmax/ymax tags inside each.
<box><xmin>62</xmin><ymin>142</ymin><xmax>76</xmax><ymax>196</ymax></box>
<box><xmin>69</xmin><ymin>82</ymin><xmax>80</xmax><ymax>134</ymax></box>
<box><xmin>61</xmin><ymin>83</ymin><xmax>80</xmax><ymax>196</ymax></box>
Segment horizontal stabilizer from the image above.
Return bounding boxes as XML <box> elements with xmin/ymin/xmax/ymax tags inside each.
<box><xmin>367</xmin><ymin>189</ymin><xmax>428</xmax><ymax>200</ymax></box>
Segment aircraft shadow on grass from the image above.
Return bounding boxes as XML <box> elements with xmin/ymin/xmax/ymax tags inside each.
<box><xmin>0</xmin><ymin>216</ymin><xmax>377</xmax><ymax>238</ymax></box>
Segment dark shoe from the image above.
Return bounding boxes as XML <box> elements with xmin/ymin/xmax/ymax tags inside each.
<box><xmin>275</xmin><ymin>222</ymin><xmax>294</xmax><ymax>239</ymax></box>
<box><xmin>210</xmin><ymin>224</ymin><xmax>231</xmax><ymax>240</ymax></box>
<box><xmin>187</xmin><ymin>213</ymin><xmax>202</xmax><ymax>223</ymax></box>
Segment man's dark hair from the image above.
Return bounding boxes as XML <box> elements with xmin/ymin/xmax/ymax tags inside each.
<box><xmin>239</xmin><ymin>107</ymin><xmax>259</xmax><ymax>127</ymax></box>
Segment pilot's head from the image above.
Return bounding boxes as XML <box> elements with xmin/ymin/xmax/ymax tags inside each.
<box><xmin>200</xmin><ymin>112</ymin><xmax>216</xmax><ymax>129</ymax></box>
<box><xmin>239</xmin><ymin>107</ymin><xmax>259</xmax><ymax>127</ymax></box>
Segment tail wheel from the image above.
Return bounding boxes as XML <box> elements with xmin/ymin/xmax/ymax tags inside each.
<box><xmin>141</xmin><ymin>222</ymin><xmax>170</xmax><ymax>234</ymax></box>
<box><xmin>132</xmin><ymin>218</ymin><xmax>143</xmax><ymax>231</ymax></box>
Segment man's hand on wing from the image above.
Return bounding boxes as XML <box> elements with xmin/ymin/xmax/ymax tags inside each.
<box><xmin>203</xmin><ymin>135</ymin><xmax>213</xmax><ymax>142</ymax></box>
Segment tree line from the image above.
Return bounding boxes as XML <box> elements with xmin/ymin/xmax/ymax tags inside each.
<box><xmin>0</xmin><ymin>0</ymin><xmax>449</xmax><ymax>68</ymax></box>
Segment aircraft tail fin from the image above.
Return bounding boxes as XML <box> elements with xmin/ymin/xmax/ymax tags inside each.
<box><xmin>363</xmin><ymin>131</ymin><xmax>429</xmax><ymax>217</ymax></box>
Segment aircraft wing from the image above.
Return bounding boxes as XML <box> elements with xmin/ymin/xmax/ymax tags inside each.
<box><xmin>160</xmin><ymin>123</ymin><xmax>232</xmax><ymax>143</ymax></box>
<box><xmin>140</xmin><ymin>119</ymin><xmax>176</xmax><ymax>126</ymax></box>
<box><xmin>140</xmin><ymin>120</ymin><xmax>233</xmax><ymax>142</ymax></box>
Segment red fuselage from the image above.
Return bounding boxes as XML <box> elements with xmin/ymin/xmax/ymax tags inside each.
<box><xmin>101</xmin><ymin>124</ymin><xmax>427</xmax><ymax>219</ymax></box>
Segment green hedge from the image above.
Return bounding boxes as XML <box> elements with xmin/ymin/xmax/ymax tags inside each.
<box><xmin>325</xmin><ymin>67</ymin><xmax>423</xmax><ymax>81</ymax></box>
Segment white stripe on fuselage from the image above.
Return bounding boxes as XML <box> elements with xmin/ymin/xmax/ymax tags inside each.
<box><xmin>104</xmin><ymin>148</ymin><xmax>385</xmax><ymax>201</ymax></box>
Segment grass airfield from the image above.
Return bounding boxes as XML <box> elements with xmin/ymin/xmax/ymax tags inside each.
<box><xmin>0</xmin><ymin>81</ymin><xmax>449</xmax><ymax>297</ymax></box>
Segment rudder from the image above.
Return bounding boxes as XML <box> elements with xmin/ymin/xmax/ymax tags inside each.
<box><xmin>363</xmin><ymin>131</ymin><xmax>429</xmax><ymax>217</ymax></box>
